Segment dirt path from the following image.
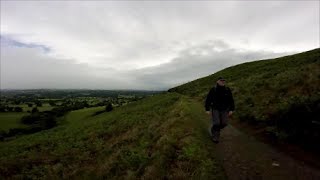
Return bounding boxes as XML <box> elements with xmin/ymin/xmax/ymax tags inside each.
<box><xmin>213</xmin><ymin>124</ymin><xmax>320</xmax><ymax>180</ymax></box>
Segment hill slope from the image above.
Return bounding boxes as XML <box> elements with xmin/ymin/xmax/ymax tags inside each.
<box><xmin>169</xmin><ymin>48</ymin><xmax>320</xmax><ymax>150</ymax></box>
<box><xmin>0</xmin><ymin>93</ymin><xmax>225</xmax><ymax>179</ymax></box>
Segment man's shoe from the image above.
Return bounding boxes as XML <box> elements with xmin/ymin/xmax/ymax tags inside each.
<box><xmin>211</xmin><ymin>137</ymin><xmax>219</xmax><ymax>143</ymax></box>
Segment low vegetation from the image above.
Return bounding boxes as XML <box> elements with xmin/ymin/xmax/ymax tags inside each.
<box><xmin>0</xmin><ymin>93</ymin><xmax>225</xmax><ymax>179</ymax></box>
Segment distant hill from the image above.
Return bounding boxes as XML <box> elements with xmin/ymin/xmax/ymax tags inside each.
<box><xmin>169</xmin><ymin>48</ymin><xmax>320</xmax><ymax>149</ymax></box>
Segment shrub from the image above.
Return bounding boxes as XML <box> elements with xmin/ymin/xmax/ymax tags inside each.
<box><xmin>21</xmin><ymin>112</ymin><xmax>57</xmax><ymax>129</ymax></box>
<box><xmin>105</xmin><ymin>103</ymin><xmax>113</xmax><ymax>112</ymax></box>
<box><xmin>14</xmin><ymin>107</ymin><xmax>23</xmax><ymax>112</ymax></box>
<box><xmin>31</xmin><ymin>107</ymin><xmax>39</xmax><ymax>113</ymax></box>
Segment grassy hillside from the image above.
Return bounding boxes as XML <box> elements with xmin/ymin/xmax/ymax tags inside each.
<box><xmin>0</xmin><ymin>93</ymin><xmax>225</xmax><ymax>179</ymax></box>
<box><xmin>169</xmin><ymin>48</ymin><xmax>320</xmax><ymax>148</ymax></box>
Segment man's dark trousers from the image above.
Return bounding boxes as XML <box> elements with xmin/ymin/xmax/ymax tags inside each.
<box><xmin>210</xmin><ymin>109</ymin><xmax>229</xmax><ymax>141</ymax></box>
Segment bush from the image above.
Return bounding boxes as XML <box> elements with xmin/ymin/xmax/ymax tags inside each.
<box><xmin>0</xmin><ymin>106</ymin><xmax>6</xmax><ymax>112</ymax></box>
<box><xmin>49</xmin><ymin>101</ymin><xmax>56</xmax><ymax>106</ymax></box>
<box><xmin>0</xmin><ymin>130</ymin><xmax>5</xmax><ymax>141</ymax></box>
<box><xmin>105</xmin><ymin>103</ymin><xmax>113</xmax><ymax>112</ymax></box>
<box><xmin>21</xmin><ymin>112</ymin><xmax>57</xmax><ymax>129</ymax></box>
<box><xmin>35</xmin><ymin>101</ymin><xmax>42</xmax><ymax>107</ymax></box>
<box><xmin>32</xmin><ymin>107</ymin><xmax>39</xmax><ymax>113</ymax></box>
<box><xmin>268</xmin><ymin>97</ymin><xmax>320</xmax><ymax>147</ymax></box>
<box><xmin>14</xmin><ymin>107</ymin><xmax>23</xmax><ymax>112</ymax></box>
<box><xmin>21</xmin><ymin>114</ymin><xmax>40</xmax><ymax>124</ymax></box>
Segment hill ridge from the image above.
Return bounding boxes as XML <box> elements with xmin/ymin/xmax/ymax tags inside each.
<box><xmin>168</xmin><ymin>48</ymin><xmax>320</xmax><ymax>146</ymax></box>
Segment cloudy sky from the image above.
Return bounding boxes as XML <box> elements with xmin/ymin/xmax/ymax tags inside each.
<box><xmin>1</xmin><ymin>1</ymin><xmax>319</xmax><ymax>90</ymax></box>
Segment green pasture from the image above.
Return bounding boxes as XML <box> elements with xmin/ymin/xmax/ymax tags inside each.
<box><xmin>0</xmin><ymin>112</ymin><xmax>28</xmax><ymax>132</ymax></box>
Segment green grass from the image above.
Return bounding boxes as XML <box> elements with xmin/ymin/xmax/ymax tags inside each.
<box><xmin>0</xmin><ymin>93</ymin><xmax>225</xmax><ymax>179</ymax></box>
<box><xmin>64</xmin><ymin>106</ymin><xmax>106</xmax><ymax>124</ymax></box>
<box><xmin>169</xmin><ymin>48</ymin><xmax>320</xmax><ymax>122</ymax></box>
<box><xmin>0</xmin><ymin>112</ymin><xmax>28</xmax><ymax>132</ymax></box>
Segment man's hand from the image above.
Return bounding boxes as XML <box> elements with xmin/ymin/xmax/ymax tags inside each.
<box><xmin>228</xmin><ymin>111</ymin><xmax>233</xmax><ymax>117</ymax></box>
<box><xmin>206</xmin><ymin>111</ymin><xmax>211</xmax><ymax>115</ymax></box>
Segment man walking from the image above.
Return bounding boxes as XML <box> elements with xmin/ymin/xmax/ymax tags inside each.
<box><xmin>205</xmin><ymin>77</ymin><xmax>235</xmax><ymax>143</ymax></box>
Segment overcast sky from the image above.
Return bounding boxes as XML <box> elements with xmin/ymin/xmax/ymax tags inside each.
<box><xmin>1</xmin><ymin>1</ymin><xmax>319</xmax><ymax>90</ymax></box>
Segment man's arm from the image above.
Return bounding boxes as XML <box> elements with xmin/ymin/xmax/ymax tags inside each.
<box><xmin>205</xmin><ymin>88</ymin><xmax>214</xmax><ymax>111</ymax></box>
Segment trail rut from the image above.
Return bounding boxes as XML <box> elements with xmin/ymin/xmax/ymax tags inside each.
<box><xmin>212</xmin><ymin>124</ymin><xmax>320</xmax><ymax>180</ymax></box>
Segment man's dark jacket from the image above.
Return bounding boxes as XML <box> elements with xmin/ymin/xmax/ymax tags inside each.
<box><xmin>205</xmin><ymin>85</ymin><xmax>235</xmax><ymax>112</ymax></box>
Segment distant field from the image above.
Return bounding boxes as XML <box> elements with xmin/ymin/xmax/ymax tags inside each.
<box><xmin>0</xmin><ymin>106</ymin><xmax>105</xmax><ymax>133</ymax></box>
<box><xmin>39</xmin><ymin>99</ymin><xmax>62</xmax><ymax>101</ymax></box>
<box><xmin>0</xmin><ymin>112</ymin><xmax>28</xmax><ymax>132</ymax></box>
<box><xmin>9</xmin><ymin>103</ymin><xmax>53</xmax><ymax>112</ymax></box>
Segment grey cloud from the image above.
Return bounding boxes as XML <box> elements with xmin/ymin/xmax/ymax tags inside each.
<box><xmin>0</xmin><ymin>1</ymin><xmax>318</xmax><ymax>90</ymax></box>
<box><xmin>0</xmin><ymin>45</ymin><xmax>130</xmax><ymax>89</ymax></box>
<box><xmin>1</xmin><ymin>39</ymin><xmax>292</xmax><ymax>90</ymax></box>
<box><xmin>127</xmin><ymin>40</ymin><xmax>292</xmax><ymax>90</ymax></box>
<box><xmin>1</xmin><ymin>1</ymin><xmax>318</xmax><ymax>68</ymax></box>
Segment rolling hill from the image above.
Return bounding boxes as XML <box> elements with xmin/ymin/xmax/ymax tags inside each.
<box><xmin>0</xmin><ymin>48</ymin><xmax>319</xmax><ymax>179</ymax></box>
<box><xmin>169</xmin><ymin>48</ymin><xmax>320</xmax><ymax>149</ymax></box>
